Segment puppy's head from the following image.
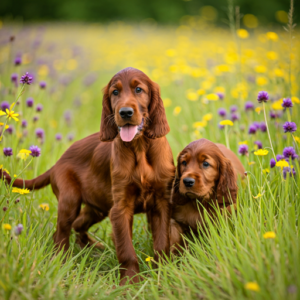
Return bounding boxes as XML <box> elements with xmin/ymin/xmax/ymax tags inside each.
<box><xmin>99</xmin><ymin>67</ymin><xmax>169</xmax><ymax>142</ymax></box>
<box><xmin>172</xmin><ymin>139</ymin><xmax>237</xmax><ymax>205</ymax></box>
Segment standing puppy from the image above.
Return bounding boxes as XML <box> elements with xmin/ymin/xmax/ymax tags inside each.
<box><xmin>1</xmin><ymin>67</ymin><xmax>175</xmax><ymax>285</ymax></box>
<box><xmin>170</xmin><ymin>139</ymin><xmax>245</xmax><ymax>254</ymax></box>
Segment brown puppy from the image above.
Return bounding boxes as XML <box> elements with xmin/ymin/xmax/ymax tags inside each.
<box><xmin>170</xmin><ymin>138</ymin><xmax>245</xmax><ymax>254</ymax></box>
<box><xmin>0</xmin><ymin>67</ymin><xmax>175</xmax><ymax>285</ymax></box>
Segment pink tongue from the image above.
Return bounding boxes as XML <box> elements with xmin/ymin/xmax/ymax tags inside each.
<box><xmin>120</xmin><ymin>125</ymin><xmax>138</xmax><ymax>142</ymax></box>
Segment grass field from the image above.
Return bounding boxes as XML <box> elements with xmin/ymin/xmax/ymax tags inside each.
<box><xmin>0</xmin><ymin>18</ymin><xmax>300</xmax><ymax>299</ymax></box>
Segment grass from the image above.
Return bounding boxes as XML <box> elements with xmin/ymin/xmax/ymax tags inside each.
<box><xmin>0</xmin><ymin>20</ymin><xmax>300</xmax><ymax>299</ymax></box>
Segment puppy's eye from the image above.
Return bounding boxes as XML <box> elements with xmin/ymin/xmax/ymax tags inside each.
<box><xmin>135</xmin><ymin>87</ymin><xmax>142</xmax><ymax>93</ymax></box>
<box><xmin>182</xmin><ymin>161</ymin><xmax>187</xmax><ymax>166</ymax></box>
<box><xmin>112</xmin><ymin>90</ymin><xmax>119</xmax><ymax>96</ymax></box>
<box><xmin>203</xmin><ymin>161</ymin><xmax>210</xmax><ymax>168</ymax></box>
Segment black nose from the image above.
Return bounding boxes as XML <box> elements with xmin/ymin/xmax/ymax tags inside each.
<box><xmin>183</xmin><ymin>177</ymin><xmax>195</xmax><ymax>187</ymax></box>
<box><xmin>119</xmin><ymin>107</ymin><xmax>134</xmax><ymax>119</ymax></box>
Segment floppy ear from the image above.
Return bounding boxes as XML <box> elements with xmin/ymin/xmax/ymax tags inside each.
<box><xmin>99</xmin><ymin>85</ymin><xmax>118</xmax><ymax>142</ymax></box>
<box><xmin>144</xmin><ymin>81</ymin><xmax>170</xmax><ymax>139</ymax></box>
<box><xmin>216</xmin><ymin>156</ymin><xmax>237</xmax><ymax>206</ymax></box>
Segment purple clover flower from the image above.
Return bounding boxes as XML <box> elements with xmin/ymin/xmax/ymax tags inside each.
<box><xmin>29</xmin><ymin>145</ymin><xmax>41</xmax><ymax>157</ymax></box>
<box><xmin>282</xmin><ymin>98</ymin><xmax>293</xmax><ymax>108</ymax></box>
<box><xmin>218</xmin><ymin>108</ymin><xmax>227</xmax><ymax>117</ymax></box>
<box><xmin>231</xmin><ymin>113</ymin><xmax>239</xmax><ymax>122</ymax></box>
<box><xmin>270</xmin><ymin>158</ymin><xmax>276</xmax><ymax>168</ymax></box>
<box><xmin>257</xmin><ymin>91</ymin><xmax>269</xmax><ymax>103</ymax></box>
<box><xmin>283</xmin><ymin>167</ymin><xmax>296</xmax><ymax>180</ymax></box>
<box><xmin>11</xmin><ymin>73</ymin><xmax>18</xmax><ymax>83</ymax></box>
<box><xmin>1</xmin><ymin>101</ymin><xmax>10</xmax><ymax>111</ymax></box>
<box><xmin>36</xmin><ymin>104</ymin><xmax>43</xmax><ymax>112</ymax></box>
<box><xmin>3</xmin><ymin>147</ymin><xmax>13</xmax><ymax>157</ymax></box>
<box><xmin>254</xmin><ymin>141</ymin><xmax>263</xmax><ymax>149</ymax></box>
<box><xmin>20</xmin><ymin>72</ymin><xmax>33</xmax><ymax>85</ymax></box>
<box><xmin>218</xmin><ymin>124</ymin><xmax>225</xmax><ymax>130</ymax></box>
<box><xmin>14</xmin><ymin>224</ymin><xmax>24</xmax><ymax>235</ymax></box>
<box><xmin>245</xmin><ymin>101</ymin><xmax>254</xmax><ymax>111</ymax></box>
<box><xmin>36</xmin><ymin>128</ymin><xmax>44</xmax><ymax>139</ymax></box>
<box><xmin>283</xmin><ymin>122</ymin><xmax>297</xmax><ymax>133</ymax></box>
<box><xmin>230</xmin><ymin>105</ymin><xmax>238</xmax><ymax>113</ymax></box>
<box><xmin>248</xmin><ymin>125</ymin><xmax>257</xmax><ymax>134</ymax></box>
<box><xmin>39</xmin><ymin>81</ymin><xmax>46</xmax><ymax>89</ymax></box>
<box><xmin>270</xmin><ymin>111</ymin><xmax>277</xmax><ymax>119</ymax></box>
<box><xmin>67</xmin><ymin>133</ymin><xmax>74</xmax><ymax>141</ymax></box>
<box><xmin>33</xmin><ymin>116</ymin><xmax>39</xmax><ymax>123</ymax></box>
<box><xmin>276</xmin><ymin>154</ymin><xmax>284</xmax><ymax>161</ymax></box>
<box><xmin>253</xmin><ymin>122</ymin><xmax>260</xmax><ymax>130</ymax></box>
<box><xmin>260</xmin><ymin>122</ymin><xmax>267</xmax><ymax>132</ymax></box>
<box><xmin>6</xmin><ymin>126</ymin><xmax>13</xmax><ymax>135</ymax></box>
<box><xmin>14</xmin><ymin>57</ymin><xmax>22</xmax><ymax>66</ymax></box>
<box><xmin>55</xmin><ymin>133</ymin><xmax>62</xmax><ymax>141</ymax></box>
<box><xmin>283</xmin><ymin>147</ymin><xmax>298</xmax><ymax>160</ymax></box>
<box><xmin>21</xmin><ymin>120</ymin><xmax>27</xmax><ymax>128</ymax></box>
<box><xmin>64</xmin><ymin>110</ymin><xmax>72</xmax><ymax>125</ymax></box>
<box><xmin>26</xmin><ymin>98</ymin><xmax>34</xmax><ymax>107</ymax></box>
<box><xmin>216</xmin><ymin>93</ymin><xmax>224</xmax><ymax>100</ymax></box>
<box><xmin>238</xmin><ymin>144</ymin><xmax>248</xmax><ymax>155</ymax></box>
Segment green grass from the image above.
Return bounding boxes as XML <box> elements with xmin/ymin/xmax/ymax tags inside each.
<box><xmin>0</xmin><ymin>22</ymin><xmax>300</xmax><ymax>299</ymax></box>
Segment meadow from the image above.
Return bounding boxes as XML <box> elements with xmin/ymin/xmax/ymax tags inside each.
<box><xmin>0</xmin><ymin>17</ymin><xmax>299</xmax><ymax>299</ymax></box>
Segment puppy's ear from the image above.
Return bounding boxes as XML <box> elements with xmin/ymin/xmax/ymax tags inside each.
<box><xmin>99</xmin><ymin>85</ymin><xmax>118</xmax><ymax>142</ymax></box>
<box><xmin>217</xmin><ymin>156</ymin><xmax>237</xmax><ymax>206</ymax></box>
<box><xmin>144</xmin><ymin>81</ymin><xmax>170</xmax><ymax>139</ymax></box>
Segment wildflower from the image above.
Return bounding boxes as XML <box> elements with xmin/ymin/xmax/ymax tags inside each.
<box><xmin>238</xmin><ymin>140</ymin><xmax>248</xmax><ymax>145</ymax></box>
<box><xmin>3</xmin><ymin>147</ymin><xmax>13</xmax><ymax>157</ymax></box>
<box><xmin>29</xmin><ymin>145</ymin><xmax>41</xmax><ymax>157</ymax></box>
<box><xmin>36</xmin><ymin>128</ymin><xmax>45</xmax><ymax>139</ymax></box>
<box><xmin>257</xmin><ymin>91</ymin><xmax>269</xmax><ymax>103</ymax></box>
<box><xmin>36</xmin><ymin>104</ymin><xmax>43</xmax><ymax>112</ymax></box>
<box><xmin>14</xmin><ymin>57</ymin><xmax>22</xmax><ymax>65</ymax></box>
<box><xmin>1</xmin><ymin>101</ymin><xmax>10</xmax><ymax>111</ymax></box>
<box><xmin>266</xmin><ymin>32</ymin><xmax>278</xmax><ymax>41</ymax></box>
<box><xmin>206</xmin><ymin>94</ymin><xmax>219</xmax><ymax>101</ymax></box>
<box><xmin>263</xmin><ymin>231</ymin><xmax>276</xmax><ymax>239</ymax></box>
<box><xmin>254</xmin><ymin>141</ymin><xmax>263</xmax><ymax>149</ymax></box>
<box><xmin>56</xmin><ymin>133</ymin><xmax>62</xmax><ymax>141</ymax></box>
<box><xmin>1</xmin><ymin>102</ymin><xmax>19</xmax><ymax>121</ymax></box>
<box><xmin>291</xmin><ymin>96</ymin><xmax>300</xmax><ymax>104</ymax></box>
<box><xmin>219</xmin><ymin>120</ymin><xmax>233</xmax><ymax>126</ymax></box>
<box><xmin>20</xmin><ymin>72</ymin><xmax>33</xmax><ymax>85</ymax></box>
<box><xmin>6</xmin><ymin>126</ymin><xmax>14</xmax><ymax>135</ymax></box>
<box><xmin>252</xmin><ymin>122</ymin><xmax>260</xmax><ymax>130</ymax></box>
<box><xmin>253</xmin><ymin>193</ymin><xmax>262</xmax><ymax>198</ymax></box>
<box><xmin>219</xmin><ymin>124</ymin><xmax>225</xmax><ymax>130</ymax></box>
<box><xmin>238</xmin><ymin>144</ymin><xmax>248</xmax><ymax>155</ymax></box>
<box><xmin>203</xmin><ymin>113</ymin><xmax>213</xmax><ymax>121</ymax></box>
<box><xmin>67</xmin><ymin>133</ymin><xmax>74</xmax><ymax>141</ymax></box>
<box><xmin>237</xmin><ymin>29</ymin><xmax>249</xmax><ymax>39</ymax></box>
<box><xmin>255</xmin><ymin>107</ymin><xmax>262</xmax><ymax>114</ymax></box>
<box><xmin>276</xmin><ymin>160</ymin><xmax>289</xmax><ymax>169</ymax></box>
<box><xmin>272</xmin><ymin>100</ymin><xmax>284</xmax><ymax>111</ymax></box>
<box><xmin>260</xmin><ymin>122</ymin><xmax>267</xmax><ymax>132</ymax></box>
<box><xmin>11</xmin><ymin>73</ymin><xmax>18</xmax><ymax>84</ymax></box>
<box><xmin>231</xmin><ymin>113</ymin><xmax>239</xmax><ymax>122</ymax></box>
<box><xmin>39</xmin><ymin>203</ymin><xmax>49</xmax><ymax>211</ymax></box>
<box><xmin>245</xmin><ymin>101</ymin><xmax>254</xmax><ymax>111</ymax></box>
<box><xmin>26</xmin><ymin>98</ymin><xmax>34</xmax><ymax>107</ymax></box>
<box><xmin>3</xmin><ymin>224</ymin><xmax>12</xmax><ymax>231</ymax></box>
<box><xmin>294</xmin><ymin>136</ymin><xmax>300</xmax><ymax>144</ymax></box>
<box><xmin>17</xmin><ymin>149</ymin><xmax>32</xmax><ymax>160</ymax></box>
<box><xmin>283</xmin><ymin>122</ymin><xmax>297</xmax><ymax>133</ymax></box>
<box><xmin>173</xmin><ymin>106</ymin><xmax>181</xmax><ymax>116</ymax></box>
<box><xmin>21</xmin><ymin>120</ymin><xmax>27</xmax><ymax>128</ymax></box>
<box><xmin>248</xmin><ymin>125</ymin><xmax>257</xmax><ymax>134</ymax></box>
<box><xmin>216</xmin><ymin>92</ymin><xmax>224</xmax><ymax>100</ymax></box>
<box><xmin>218</xmin><ymin>108</ymin><xmax>227</xmax><ymax>118</ymax></box>
<box><xmin>12</xmin><ymin>187</ymin><xmax>30</xmax><ymax>194</ymax></box>
<box><xmin>263</xmin><ymin>168</ymin><xmax>270</xmax><ymax>174</ymax></box>
<box><xmin>254</xmin><ymin>149</ymin><xmax>268</xmax><ymax>156</ymax></box>
<box><xmin>276</xmin><ymin>154</ymin><xmax>284</xmax><ymax>161</ymax></box>
<box><xmin>186</xmin><ymin>92</ymin><xmax>198</xmax><ymax>101</ymax></box>
<box><xmin>282</xmin><ymin>98</ymin><xmax>293</xmax><ymax>108</ymax></box>
<box><xmin>14</xmin><ymin>224</ymin><xmax>24</xmax><ymax>235</ymax></box>
<box><xmin>145</xmin><ymin>256</ymin><xmax>153</xmax><ymax>262</ymax></box>
<box><xmin>283</xmin><ymin>147</ymin><xmax>298</xmax><ymax>160</ymax></box>
<box><xmin>193</xmin><ymin>121</ymin><xmax>206</xmax><ymax>129</ymax></box>
<box><xmin>230</xmin><ymin>105</ymin><xmax>237</xmax><ymax>113</ymax></box>
<box><xmin>39</xmin><ymin>81</ymin><xmax>47</xmax><ymax>89</ymax></box>
<box><xmin>3</xmin><ymin>207</ymin><xmax>8</xmax><ymax>212</ymax></box>
<box><xmin>269</xmin><ymin>111</ymin><xmax>277</xmax><ymax>119</ymax></box>
<box><xmin>283</xmin><ymin>167</ymin><xmax>296</xmax><ymax>179</ymax></box>
<box><xmin>270</xmin><ymin>158</ymin><xmax>276</xmax><ymax>168</ymax></box>
<box><xmin>245</xmin><ymin>282</ymin><xmax>260</xmax><ymax>292</ymax></box>
<box><xmin>33</xmin><ymin>116</ymin><xmax>39</xmax><ymax>123</ymax></box>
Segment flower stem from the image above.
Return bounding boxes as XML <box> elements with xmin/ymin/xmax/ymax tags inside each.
<box><xmin>263</xmin><ymin>102</ymin><xmax>276</xmax><ymax>159</ymax></box>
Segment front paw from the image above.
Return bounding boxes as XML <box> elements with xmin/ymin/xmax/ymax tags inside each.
<box><xmin>120</xmin><ymin>266</ymin><xmax>140</xmax><ymax>285</ymax></box>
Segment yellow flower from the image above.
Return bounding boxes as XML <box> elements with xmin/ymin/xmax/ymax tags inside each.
<box><xmin>186</xmin><ymin>92</ymin><xmax>198</xmax><ymax>101</ymax></box>
<box><xmin>237</xmin><ymin>29</ymin><xmax>249</xmax><ymax>39</ymax></box>
<box><xmin>3</xmin><ymin>224</ymin><xmax>12</xmax><ymax>231</ymax></box>
<box><xmin>39</xmin><ymin>203</ymin><xmax>50</xmax><ymax>211</ymax></box>
<box><xmin>256</xmin><ymin>76</ymin><xmax>268</xmax><ymax>86</ymax></box>
<box><xmin>262</xmin><ymin>168</ymin><xmax>270</xmax><ymax>174</ymax></box>
<box><xmin>245</xmin><ymin>282</ymin><xmax>260</xmax><ymax>292</ymax></box>
<box><xmin>206</xmin><ymin>93</ymin><xmax>219</xmax><ymax>101</ymax></box>
<box><xmin>248</xmin><ymin>161</ymin><xmax>255</xmax><ymax>165</ymax></box>
<box><xmin>0</xmin><ymin>165</ymin><xmax>10</xmax><ymax>174</ymax></box>
<box><xmin>165</xmin><ymin>49</ymin><xmax>176</xmax><ymax>57</ymax></box>
<box><xmin>254</xmin><ymin>149</ymin><xmax>268</xmax><ymax>156</ymax></box>
<box><xmin>4</xmin><ymin>103</ymin><xmax>19</xmax><ymax>122</ymax></box>
<box><xmin>263</xmin><ymin>231</ymin><xmax>276</xmax><ymax>239</ymax></box>
<box><xmin>272</xmin><ymin>100</ymin><xmax>284</xmax><ymax>111</ymax></box>
<box><xmin>162</xmin><ymin>98</ymin><xmax>172</xmax><ymax>108</ymax></box>
<box><xmin>203</xmin><ymin>113</ymin><xmax>213</xmax><ymax>121</ymax></box>
<box><xmin>253</xmin><ymin>193</ymin><xmax>262</xmax><ymax>198</ymax></box>
<box><xmin>145</xmin><ymin>256</ymin><xmax>153</xmax><ymax>262</ymax></box>
<box><xmin>12</xmin><ymin>187</ymin><xmax>30</xmax><ymax>195</ymax></box>
<box><xmin>276</xmin><ymin>160</ymin><xmax>289</xmax><ymax>169</ymax></box>
<box><xmin>266</xmin><ymin>32</ymin><xmax>278</xmax><ymax>41</ymax></box>
<box><xmin>239</xmin><ymin>140</ymin><xmax>248</xmax><ymax>145</ymax></box>
<box><xmin>173</xmin><ymin>106</ymin><xmax>182</xmax><ymax>116</ymax></box>
<box><xmin>294</xmin><ymin>136</ymin><xmax>300</xmax><ymax>144</ymax></box>
<box><xmin>193</xmin><ymin>121</ymin><xmax>207</xmax><ymax>129</ymax></box>
<box><xmin>0</xmin><ymin>122</ymin><xmax>9</xmax><ymax>129</ymax></box>
<box><xmin>292</xmin><ymin>96</ymin><xmax>300</xmax><ymax>104</ymax></box>
<box><xmin>255</xmin><ymin>107</ymin><xmax>262</xmax><ymax>114</ymax></box>
<box><xmin>17</xmin><ymin>149</ymin><xmax>32</xmax><ymax>160</ymax></box>
<box><xmin>267</xmin><ymin>51</ymin><xmax>278</xmax><ymax>60</ymax></box>
<box><xmin>219</xmin><ymin>120</ymin><xmax>233</xmax><ymax>126</ymax></box>
<box><xmin>254</xmin><ymin>65</ymin><xmax>267</xmax><ymax>73</ymax></box>
<box><xmin>197</xmin><ymin>89</ymin><xmax>206</xmax><ymax>95</ymax></box>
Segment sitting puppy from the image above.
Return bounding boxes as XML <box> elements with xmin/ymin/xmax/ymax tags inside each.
<box><xmin>170</xmin><ymin>138</ymin><xmax>245</xmax><ymax>254</ymax></box>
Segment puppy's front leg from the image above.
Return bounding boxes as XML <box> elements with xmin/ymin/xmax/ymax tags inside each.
<box><xmin>110</xmin><ymin>199</ymin><xmax>139</xmax><ymax>285</ymax></box>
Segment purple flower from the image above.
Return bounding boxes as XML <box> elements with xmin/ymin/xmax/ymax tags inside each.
<box><xmin>21</xmin><ymin>120</ymin><xmax>27</xmax><ymax>128</ymax></box>
<box><xmin>276</xmin><ymin>154</ymin><xmax>284</xmax><ymax>161</ymax></box>
<box><xmin>238</xmin><ymin>144</ymin><xmax>248</xmax><ymax>155</ymax></box>
<box><xmin>26</xmin><ymin>98</ymin><xmax>34</xmax><ymax>107</ymax></box>
<box><xmin>248</xmin><ymin>125</ymin><xmax>257</xmax><ymax>134</ymax></box>
<box><xmin>55</xmin><ymin>133</ymin><xmax>62</xmax><ymax>141</ymax></box>
<box><xmin>270</xmin><ymin>158</ymin><xmax>276</xmax><ymax>168</ymax></box>
<box><xmin>14</xmin><ymin>57</ymin><xmax>22</xmax><ymax>66</ymax></box>
<box><xmin>11</xmin><ymin>73</ymin><xmax>18</xmax><ymax>83</ymax></box>
<box><xmin>67</xmin><ymin>133</ymin><xmax>74</xmax><ymax>141</ymax></box>
<box><xmin>257</xmin><ymin>91</ymin><xmax>269</xmax><ymax>103</ymax></box>
<box><xmin>20</xmin><ymin>72</ymin><xmax>33</xmax><ymax>85</ymax></box>
<box><xmin>260</xmin><ymin>122</ymin><xmax>267</xmax><ymax>132</ymax></box>
<box><xmin>254</xmin><ymin>141</ymin><xmax>263</xmax><ymax>149</ymax></box>
<box><xmin>270</xmin><ymin>111</ymin><xmax>277</xmax><ymax>119</ymax></box>
<box><xmin>29</xmin><ymin>145</ymin><xmax>41</xmax><ymax>157</ymax></box>
<box><xmin>283</xmin><ymin>147</ymin><xmax>298</xmax><ymax>160</ymax></box>
<box><xmin>245</xmin><ymin>101</ymin><xmax>254</xmax><ymax>111</ymax></box>
<box><xmin>1</xmin><ymin>101</ymin><xmax>10</xmax><ymax>111</ymax></box>
<box><xmin>14</xmin><ymin>224</ymin><xmax>23</xmax><ymax>235</ymax></box>
<box><xmin>253</xmin><ymin>122</ymin><xmax>260</xmax><ymax>130</ymax></box>
<box><xmin>218</xmin><ymin>108</ymin><xmax>227</xmax><ymax>117</ymax></box>
<box><xmin>3</xmin><ymin>147</ymin><xmax>13</xmax><ymax>157</ymax></box>
<box><xmin>283</xmin><ymin>167</ymin><xmax>296</xmax><ymax>180</ymax></box>
<box><xmin>36</xmin><ymin>128</ymin><xmax>44</xmax><ymax>139</ymax></box>
<box><xmin>39</xmin><ymin>81</ymin><xmax>46</xmax><ymax>89</ymax></box>
<box><xmin>33</xmin><ymin>116</ymin><xmax>39</xmax><ymax>123</ymax></box>
<box><xmin>282</xmin><ymin>98</ymin><xmax>293</xmax><ymax>108</ymax></box>
<box><xmin>64</xmin><ymin>110</ymin><xmax>72</xmax><ymax>125</ymax></box>
<box><xmin>283</xmin><ymin>122</ymin><xmax>297</xmax><ymax>133</ymax></box>
<box><xmin>216</xmin><ymin>93</ymin><xmax>224</xmax><ymax>100</ymax></box>
<box><xmin>231</xmin><ymin>113</ymin><xmax>239</xmax><ymax>122</ymax></box>
<box><xmin>6</xmin><ymin>126</ymin><xmax>13</xmax><ymax>135</ymax></box>
<box><xmin>218</xmin><ymin>124</ymin><xmax>225</xmax><ymax>130</ymax></box>
<box><xmin>36</xmin><ymin>104</ymin><xmax>43</xmax><ymax>112</ymax></box>
<box><xmin>230</xmin><ymin>105</ymin><xmax>238</xmax><ymax>113</ymax></box>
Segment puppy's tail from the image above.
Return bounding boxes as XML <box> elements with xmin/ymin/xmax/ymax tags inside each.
<box><xmin>0</xmin><ymin>168</ymin><xmax>52</xmax><ymax>190</ymax></box>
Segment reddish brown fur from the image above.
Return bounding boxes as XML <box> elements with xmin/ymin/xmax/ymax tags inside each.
<box><xmin>170</xmin><ymin>139</ymin><xmax>245</xmax><ymax>254</ymax></box>
<box><xmin>0</xmin><ymin>67</ymin><xmax>175</xmax><ymax>285</ymax></box>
